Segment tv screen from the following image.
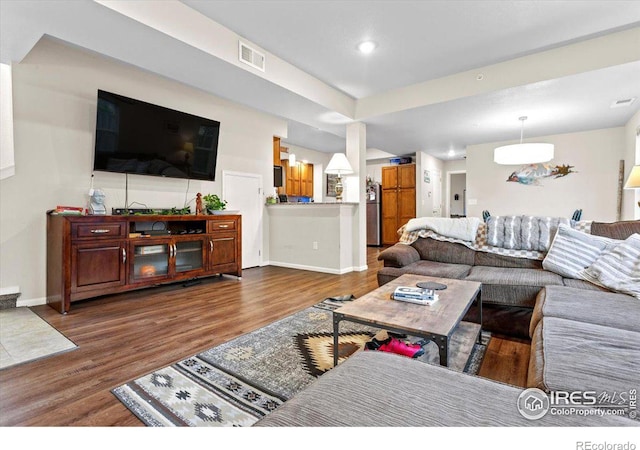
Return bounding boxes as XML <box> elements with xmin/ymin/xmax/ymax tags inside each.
<box><xmin>93</xmin><ymin>90</ymin><xmax>220</xmax><ymax>181</ymax></box>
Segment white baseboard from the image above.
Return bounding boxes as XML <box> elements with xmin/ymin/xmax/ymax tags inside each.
<box><xmin>268</xmin><ymin>261</ymin><xmax>356</xmax><ymax>275</ymax></box>
<box><xmin>17</xmin><ymin>296</ymin><xmax>47</xmax><ymax>308</ymax></box>
<box><xmin>0</xmin><ymin>285</ymin><xmax>20</xmax><ymax>296</ymax></box>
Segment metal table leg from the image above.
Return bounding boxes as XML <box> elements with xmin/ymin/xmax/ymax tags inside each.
<box><xmin>333</xmin><ymin>313</ymin><xmax>342</xmax><ymax>367</ymax></box>
<box><xmin>437</xmin><ymin>335</ymin><xmax>449</xmax><ymax>366</ymax></box>
<box><xmin>477</xmin><ymin>288</ymin><xmax>483</xmax><ymax>344</ymax></box>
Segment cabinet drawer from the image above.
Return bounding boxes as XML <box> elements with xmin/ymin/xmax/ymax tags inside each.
<box><xmin>208</xmin><ymin>220</ymin><xmax>236</xmax><ymax>232</ymax></box>
<box><xmin>72</xmin><ymin>222</ymin><xmax>127</xmax><ymax>239</ymax></box>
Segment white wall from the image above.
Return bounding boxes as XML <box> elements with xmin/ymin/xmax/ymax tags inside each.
<box><xmin>416</xmin><ymin>152</ymin><xmax>444</xmax><ymax>217</ymax></box>
<box><xmin>443</xmin><ymin>159</ymin><xmax>467</xmax><ymax>173</ymax></box>
<box><xmin>0</xmin><ymin>63</ymin><xmax>15</xmax><ymax>180</ymax></box>
<box><xmin>365</xmin><ymin>158</ymin><xmax>392</xmax><ymax>184</ymax></box>
<box><xmin>466</xmin><ymin>127</ymin><xmax>626</xmax><ymax>221</ymax></box>
<box><xmin>0</xmin><ymin>38</ymin><xmax>287</xmax><ymax>305</ymax></box>
<box><xmin>622</xmin><ymin>109</ymin><xmax>640</xmax><ymax>220</ymax></box>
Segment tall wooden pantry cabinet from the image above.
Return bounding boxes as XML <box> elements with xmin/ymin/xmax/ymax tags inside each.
<box><xmin>381</xmin><ymin>164</ymin><xmax>416</xmax><ymax>245</ymax></box>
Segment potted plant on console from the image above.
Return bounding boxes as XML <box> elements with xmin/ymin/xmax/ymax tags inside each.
<box><xmin>203</xmin><ymin>194</ymin><xmax>227</xmax><ymax>215</ymax></box>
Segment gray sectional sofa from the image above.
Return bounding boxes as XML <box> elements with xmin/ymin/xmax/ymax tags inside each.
<box><xmin>255</xmin><ymin>350</ymin><xmax>637</xmax><ymax>427</ymax></box>
<box><xmin>528</xmin><ymin>285</ymin><xmax>640</xmax><ymax>397</ymax></box>
<box><xmin>376</xmin><ymin>219</ymin><xmax>640</xmax><ymax>338</ymax></box>
<box><xmin>255</xmin><ymin>219</ymin><xmax>639</xmax><ymax>427</ymax></box>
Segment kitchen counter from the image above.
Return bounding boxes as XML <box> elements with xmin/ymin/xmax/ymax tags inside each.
<box><xmin>267</xmin><ymin>202</ymin><xmax>362</xmax><ymax>274</ymax></box>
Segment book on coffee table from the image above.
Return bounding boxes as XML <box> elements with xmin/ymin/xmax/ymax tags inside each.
<box><xmin>391</xmin><ymin>286</ymin><xmax>439</xmax><ymax>305</ymax></box>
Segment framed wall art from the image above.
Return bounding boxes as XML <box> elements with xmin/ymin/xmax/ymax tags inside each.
<box><xmin>326</xmin><ymin>174</ymin><xmax>338</xmax><ymax>197</ymax></box>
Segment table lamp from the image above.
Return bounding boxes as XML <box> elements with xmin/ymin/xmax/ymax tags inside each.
<box><xmin>624</xmin><ymin>165</ymin><xmax>640</xmax><ymax>207</ymax></box>
<box><xmin>325</xmin><ymin>153</ymin><xmax>354</xmax><ymax>202</ymax></box>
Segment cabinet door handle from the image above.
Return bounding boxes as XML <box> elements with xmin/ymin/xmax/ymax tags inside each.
<box><xmin>209</xmin><ymin>240</ymin><xmax>213</xmax><ymax>252</ymax></box>
<box><xmin>91</xmin><ymin>229</ymin><xmax>110</xmax><ymax>234</ymax></box>
<box><xmin>122</xmin><ymin>248</ymin><xmax>126</xmax><ymax>263</ymax></box>
<box><xmin>173</xmin><ymin>244</ymin><xmax>177</xmax><ymax>257</ymax></box>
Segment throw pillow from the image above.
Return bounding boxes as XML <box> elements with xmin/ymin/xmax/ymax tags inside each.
<box><xmin>542</xmin><ymin>224</ymin><xmax>620</xmax><ymax>279</ymax></box>
<box><xmin>579</xmin><ymin>234</ymin><xmax>640</xmax><ymax>299</ymax></box>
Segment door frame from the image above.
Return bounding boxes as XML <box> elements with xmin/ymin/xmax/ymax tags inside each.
<box><xmin>445</xmin><ymin>170</ymin><xmax>466</xmax><ymax>218</ymax></box>
<box><xmin>222</xmin><ymin>170</ymin><xmax>264</xmax><ymax>269</ymax></box>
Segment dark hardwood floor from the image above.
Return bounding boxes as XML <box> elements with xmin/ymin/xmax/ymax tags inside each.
<box><xmin>0</xmin><ymin>248</ymin><xmax>530</xmax><ymax>426</ymax></box>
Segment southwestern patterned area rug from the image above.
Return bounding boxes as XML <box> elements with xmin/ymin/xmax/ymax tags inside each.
<box><xmin>112</xmin><ymin>299</ymin><xmax>489</xmax><ymax>427</ymax></box>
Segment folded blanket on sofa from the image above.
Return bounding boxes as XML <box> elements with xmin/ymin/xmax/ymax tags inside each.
<box><xmin>398</xmin><ymin>220</ymin><xmax>593</xmax><ymax>261</ymax></box>
<box><xmin>486</xmin><ymin>215</ymin><xmax>570</xmax><ymax>252</ymax></box>
<box><xmin>404</xmin><ymin>217</ymin><xmax>481</xmax><ymax>242</ymax></box>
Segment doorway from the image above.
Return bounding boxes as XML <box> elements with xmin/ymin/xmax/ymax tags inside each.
<box><xmin>222</xmin><ymin>171</ymin><xmax>263</xmax><ymax>269</ymax></box>
<box><xmin>446</xmin><ymin>171</ymin><xmax>467</xmax><ymax>218</ymax></box>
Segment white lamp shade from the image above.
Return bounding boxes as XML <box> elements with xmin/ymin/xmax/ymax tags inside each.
<box><xmin>325</xmin><ymin>153</ymin><xmax>354</xmax><ymax>175</ymax></box>
<box><xmin>494</xmin><ymin>143</ymin><xmax>554</xmax><ymax>165</ymax></box>
<box><xmin>624</xmin><ymin>165</ymin><xmax>640</xmax><ymax>189</ymax></box>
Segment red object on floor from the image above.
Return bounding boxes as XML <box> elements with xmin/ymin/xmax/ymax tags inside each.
<box><xmin>376</xmin><ymin>337</ymin><xmax>425</xmax><ymax>358</ymax></box>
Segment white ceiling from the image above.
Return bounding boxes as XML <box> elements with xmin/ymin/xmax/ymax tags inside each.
<box><xmin>1</xmin><ymin>0</ymin><xmax>639</xmax><ymax>160</ymax></box>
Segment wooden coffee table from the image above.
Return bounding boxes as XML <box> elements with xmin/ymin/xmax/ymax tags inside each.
<box><xmin>333</xmin><ymin>274</ymin><xmax>482</xmax><ymax>367</ymax></box>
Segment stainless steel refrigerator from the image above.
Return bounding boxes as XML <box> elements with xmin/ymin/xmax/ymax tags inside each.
<box><xmin>366</xmin><ymin>184</ymin><xmax>382</xmax><ymax>246</ymax></box>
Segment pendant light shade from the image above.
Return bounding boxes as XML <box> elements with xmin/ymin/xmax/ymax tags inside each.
<box><xmin>494</xmin><ymin>117</ymin><xmax>554</xmax><ymax>165</ymax></box>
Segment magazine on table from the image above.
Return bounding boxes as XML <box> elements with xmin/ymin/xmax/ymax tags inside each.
<box><xmin>391</xmin><ymin>286</ymin><xmax>439</xmax><ymax>305</ymax></box>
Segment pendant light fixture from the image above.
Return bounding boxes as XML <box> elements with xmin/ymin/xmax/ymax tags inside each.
<box><xmin>494</xmin><ymin>116</ymin><xmax>554</xmax><ymax>165</ymax></box>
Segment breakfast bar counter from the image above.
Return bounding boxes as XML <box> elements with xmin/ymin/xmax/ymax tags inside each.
<box><xmin>266</xmin><ymin>202</ymin><xmax>361</xmax><ymax>274</ymax></box>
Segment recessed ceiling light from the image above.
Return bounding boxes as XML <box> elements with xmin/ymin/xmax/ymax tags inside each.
<box><xmin>358</xmin><ymin>41</ymin><xmax>377</xmax><ymax>54</ymax></box>
<box><xmin>448</xmin><ymin>149</ymin><xmax>455</xmax><ymax>157</ymax></box>
<box><xmin>476</xmin><ymin>73</ymin><xmax>484</xmax><ymax>81</ymax></box>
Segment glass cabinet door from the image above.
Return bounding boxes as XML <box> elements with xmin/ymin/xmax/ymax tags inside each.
<box><xmin>174</xmin><ymin>239</ymin><xmax>205</xmax><ymax>275</ymax></box>
<box><xmin>131</xmin><ymin>241</ymin><xmax>170</xmax><ymax>282</ymax></box>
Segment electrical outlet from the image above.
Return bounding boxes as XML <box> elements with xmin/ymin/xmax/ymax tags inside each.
<box><xmin>312</xmin><ymin>241</ymin><xmax>318</xmax><ymax>250</ymax></box>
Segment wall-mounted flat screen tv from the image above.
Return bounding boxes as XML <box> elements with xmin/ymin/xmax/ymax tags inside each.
<box><xmin>93</xmin><ymin>90</ymin><xmax>220</xmax><ymax>181</ymax></box>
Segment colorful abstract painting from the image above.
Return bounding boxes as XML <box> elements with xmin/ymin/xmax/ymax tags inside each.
<box><xmin>507</xmin><ymin>163</ymin><xmax>576</xmax><ymax>186</ymax></box>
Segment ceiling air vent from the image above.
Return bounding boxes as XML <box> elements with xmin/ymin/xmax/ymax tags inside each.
<box><xmin>610</xmin><ymin>98</ymin><xmax>636</xmax><ymax>108</ymax></box>
<box><xmin>239</xmin><ymin>41</ymin><xmax>265</xmax><ymax>72</ymax></box>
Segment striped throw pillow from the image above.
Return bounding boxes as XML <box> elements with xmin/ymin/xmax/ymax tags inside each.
<box><xmin>580</xmin><ymin>234</ymin><xmax>640</xmax><ymax>299</ymax></box>
<box><xmin>542</xmin><ymin>224</ymin><xmax>620</xmax><ymax>279</ymax></box>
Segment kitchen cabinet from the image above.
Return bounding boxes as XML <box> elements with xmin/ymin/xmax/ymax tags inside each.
<box><xmin>282</xmin><ymin>159</ymin><xmax>314</xmax><ymax>198</ymax></box>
